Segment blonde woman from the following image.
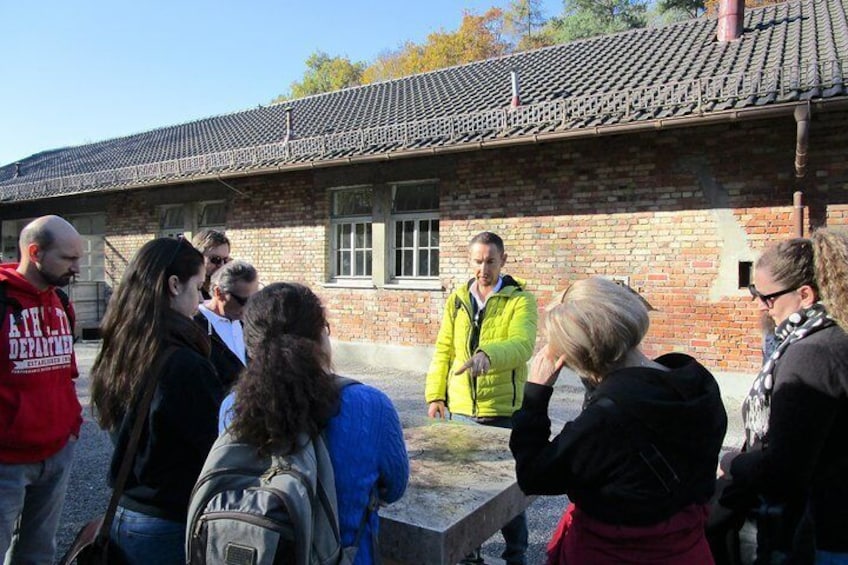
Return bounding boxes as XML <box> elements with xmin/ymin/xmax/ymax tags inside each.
<box><xmin>510</xmin><ymin>277</ymin><xmax>727</xmax><ymax>564</ymax></box>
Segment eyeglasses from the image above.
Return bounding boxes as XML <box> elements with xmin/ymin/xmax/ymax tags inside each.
<box><xmin>748</xmin><ymin>284</ymin><xmax>798</xmax><ymax>308</ymax></box>
<box><xmin>208</xmin><ymin>255</ymin><xmax>231</xmax><ymax>267</ymax></box>
<box><xmin>228</xmin><ymin>292</ymin><xmax>250</xmax><ymax>306</ymax></box>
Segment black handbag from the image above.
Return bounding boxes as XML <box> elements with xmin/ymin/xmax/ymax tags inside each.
<box><xmin>60</xmin><ymin>347</ymin><xmax>176</xmax><ymax>565</ymax></box>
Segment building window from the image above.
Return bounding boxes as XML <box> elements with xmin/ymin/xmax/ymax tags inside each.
<box><xmin>198</xmin><ymin>201</ymin><xmax>227</xmax><ymax>229</ymax></box>
<box><xmin>391</xmin><ymin>183</ymin><xmax>439</xmax><ymax>279</ymax></box>
<box><xmin>331</xmin><ymin>187</ymin><xmax>373</xmax><ymax>279</ymax></box>
<box><xmin>159</xmin><ymin>205</ymin><xmax>185</xmax><ymax>238</ymax></box>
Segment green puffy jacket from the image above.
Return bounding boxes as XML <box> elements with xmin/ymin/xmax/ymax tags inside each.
<box><xmin>425</xmin><ymin>275</ymin><xmax>538</xmax><ymax>418</ymax></box>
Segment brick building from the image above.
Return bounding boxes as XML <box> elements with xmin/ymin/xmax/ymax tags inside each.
<box><xmin>2</xmin><ymin>0</ymin><xmax>847</xmax><ymax>373</ymax></box>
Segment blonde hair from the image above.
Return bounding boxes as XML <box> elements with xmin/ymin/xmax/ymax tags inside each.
<box><xmin>546</xmin><ymin>277</ymin><xmax>649</xmax><ymax>383</ymax></box>
<box><xmin>811</xmin><ymin>227</ymin><xmax>848</xmax><ymax>331</ymax></box>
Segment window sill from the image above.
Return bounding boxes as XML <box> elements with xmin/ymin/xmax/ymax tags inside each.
<box><xmin>383</xmin><ymin>280</ymin><xmax>444</xmax><ymax>291</ymax></box>
<box><xmin>321</xmin><ymin>279</ymin><xmax>445</xmax><ymax>291</ymax></box>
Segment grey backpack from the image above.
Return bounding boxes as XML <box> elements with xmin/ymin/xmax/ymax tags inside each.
<box><xmin>187</xmin><ymin>379</ymin><xmax>370</xmax><ymax>565</ymax></box>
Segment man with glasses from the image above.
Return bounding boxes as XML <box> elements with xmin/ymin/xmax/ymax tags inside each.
<box><xmin>194</xmin><ymin>260</ymin><xmax>258</xmax><ymax>388</ymax></box>
<box><xmin>191</xmin><ymin>229</ymin><xmax>231</xmax><ymax>300</ymax></box>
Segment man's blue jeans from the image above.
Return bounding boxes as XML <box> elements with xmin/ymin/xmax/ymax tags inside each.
<box><xmin>451</xmin><ymin>414</ymin><xmax>528</xmax><ymax>565</ymax></box>
<box><xmin>0</xmin><ymin>437</ymin><xmax>76</xmax><ymax>565</ymax></box>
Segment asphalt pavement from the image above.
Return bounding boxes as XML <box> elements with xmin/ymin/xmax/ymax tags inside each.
<box><xmin>55</xmin><ymin>342</ymin><xmax>746</xmax><ymax>564</ymax></box>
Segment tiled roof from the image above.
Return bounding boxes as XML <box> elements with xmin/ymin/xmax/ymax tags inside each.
<box><xmin>2</xmin><ymin>0</ymin><xmax>847</xmax><ymax>202</ymax></box>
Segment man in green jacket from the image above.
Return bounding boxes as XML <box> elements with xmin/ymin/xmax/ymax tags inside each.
<box><xmin>425</xmin><ymin>231</ymin><xmax>538</xmax><ymax>565</ymax></box>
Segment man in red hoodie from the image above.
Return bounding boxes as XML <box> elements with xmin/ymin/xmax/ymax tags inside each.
<box><xmin>0</xmin><ymin>215</ymin><xmax>83</xmax><ymax>564</ymax></box>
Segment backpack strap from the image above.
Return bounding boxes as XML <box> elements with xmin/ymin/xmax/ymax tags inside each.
<box><xmin>54</xmin><ymin>287</ymin><xmax>74</xmax><ymax>333</ymax></box>
<box><xmin>0</xmin><ymin>281</ymin><xmax>23</xmax><ymax>327</ymax></box>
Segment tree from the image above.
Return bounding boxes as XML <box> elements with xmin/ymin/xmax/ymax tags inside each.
<box><xmin>272</xmin><ymin>51</ymin><xmax>365</xmax><ymax>103</ymax></box>
<box><xmin>503</xmin><ymin>0</ymin><xmax>555</xmax><ymax>51</ymax></box>
<box><xmin>545</xmin><ymin>0</ymin><xmax>648</xmax><ymax>42</ymax></box>
<box><xmin>659</xmin><ymin>0</ymin><xmax>785</xmax><ymax>20</ymax></box>
<box><xmin>361</xmin><ymin>8</ymin><xmax>510</xmax><ymax>84</ymax></box>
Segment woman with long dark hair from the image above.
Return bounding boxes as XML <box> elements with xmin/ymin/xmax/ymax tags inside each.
<box><xmin>218</xmin><ymin>282</ymin><xmax>409</xmax><ymax>564</ymax></box>
<box><xmin>91</xmin><ymin>237</ymin><xmax>225</xmax><ymax>564</ymax></box>
<box><xmin>718</xmin><ymin>228</ymin><xmax>848</xmax><ymax>563</ymax></box>
<box><xmin>510</xmin><ymin>277</ymin><xmax>727</xmax><ymax>564</ymax></box>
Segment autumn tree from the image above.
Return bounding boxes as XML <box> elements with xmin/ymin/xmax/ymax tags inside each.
<box><xmin>544</xmin><ymin>0</ymin><xmax>648</xmax><ymax>42</ymax></box>
<box><xmin>272</xmin><ymin>51</ymin><xmax>365</xmax><ymax>103</ymax></box>
<box><xmin>361</xmin><ymin>8</ymin><xmax>510</xmax><ymax>84</ymax></box>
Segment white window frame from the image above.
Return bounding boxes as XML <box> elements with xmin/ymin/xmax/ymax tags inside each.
<box><xmin>389</xmin><ymin>182</ymin><xmax>440</xmax><ymax>283</ymax></box>
<box><xmin>329</xmin><ymin>186</ymin><xmax>374</xmax><ymax>283</ymax></box>
<box><xmin>326</xmin><ymin>180</ymin><xmax>441</xmax><ymax>290</ymax></box>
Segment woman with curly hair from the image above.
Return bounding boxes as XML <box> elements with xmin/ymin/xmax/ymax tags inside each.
<box><xmin>90</xmin><ymin>237</ymin><xmax>226</xmax><ymax>564</ymax></box>
<box><xmin>717</xmin><ymin>227</ymin><xmax>848</xmax><ymax>563</ymax></box>
<box><xmin>510</xmin><ymin>276</ymin><xmax>727</xmax><ymax>564</ymax></box>
<box><xmin>218</xmin><ymin>282</ymin><xmax>408</xmax><ymax>564</ymax></box>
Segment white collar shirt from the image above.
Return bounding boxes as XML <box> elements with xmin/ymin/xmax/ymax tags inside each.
<box><xmin>198</xmin><ymin>303</ymin><xmax>247</xmax><ymax>364</ymax></box>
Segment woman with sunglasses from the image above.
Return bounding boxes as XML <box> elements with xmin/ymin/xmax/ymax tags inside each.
<box><xmin>716</xmin><ymin>228</ymin><xmax>848</xmax><ymax>564</ymax></box>
<box><xmin>90</xmin><ymin>237</ymin><xmax>227</xmax><ymax>564</ymax></box>
<box><xmin>510</xmin><ymin>277</ymin><xmax>727</xmax><ymax>564</ymax></box>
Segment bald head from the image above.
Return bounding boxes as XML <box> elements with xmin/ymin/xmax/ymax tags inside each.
<box><xmin>17</xmin><ymin>215</ymin><xmax>84</xmax><ymax>289</ymax></box>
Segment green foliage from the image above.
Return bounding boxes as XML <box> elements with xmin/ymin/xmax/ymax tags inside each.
<box><xmin>657</xmin><ymin>0</ymin><xmax>705</xmax><ymax>18</ymax></box>
<box><xmin>545</xmin><ymin>0</ymin><xmax>648</xmax><ymax>42</ymax></box>
<box><xmin>503</xmin><ymin>0</ymin><xmax>556</xmax><ymax>51</ymax></box>
<box><xmin>272</xmin><ymin>51</ymin><xmax>365</xmax><ymax>103</ymax></box>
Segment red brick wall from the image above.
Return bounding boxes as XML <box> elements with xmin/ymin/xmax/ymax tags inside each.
<box><xmin>101</xmin><ymin>110</ymin><xmax>848</xmax><ymax>374</ymax></box>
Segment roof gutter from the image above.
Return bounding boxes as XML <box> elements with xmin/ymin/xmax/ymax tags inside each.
<box><xmin>5</xmin><ymin>97</ymin><xmax>848</xmax><ymax>204</ymax></box>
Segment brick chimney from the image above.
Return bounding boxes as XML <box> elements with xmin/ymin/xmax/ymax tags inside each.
<box><xmin>717</xmin><ymin>0</ymin><xmax>745</xmax><ymax>42</ymax></box>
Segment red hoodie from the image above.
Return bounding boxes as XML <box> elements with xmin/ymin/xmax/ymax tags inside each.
<box><xmin>0</xmin><ymin>264</ymin><xmax>82</xmax><ymax>463</ymax></box>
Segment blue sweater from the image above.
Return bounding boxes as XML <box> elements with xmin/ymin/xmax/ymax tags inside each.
<box><xmin>219</xmin><ymin>381</ymin><xmax>409</xmax><ymax>564</ymax></box>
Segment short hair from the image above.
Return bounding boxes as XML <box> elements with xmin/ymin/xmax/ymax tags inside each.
<box><xmin>211</xmin><ymin>260</ymin><xmax>257</xmax><ymax>294</ymax></box>
<box><xmin>546</xmin><ymin>277</ymin><xmax>649</xmax><ymax>383</ymax></box>
<box><xmin>192</xmin><ymin>229</ymin><xmax>230</xmax><ymax>254</ymax></box>
<box><xmin>469</xmin><ymin>231</ymin><xmax>505</xmax><ymax>255</ymax></box>
<box><xmin>19</xmin><ymin>219</ymin><xmax>57</xmax><ymax>251</ymax></box>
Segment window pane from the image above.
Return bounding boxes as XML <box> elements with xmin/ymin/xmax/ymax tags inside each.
<box><xmin>403</xmin><ymin>221</ymin><xmax>414</xmax><ymax>247</ymax></box>
<box><xmin>365</xmin><ymin>250</ymin><xmax>372</xmax><ymax>276</ymax></box>
<box><xmin>340</xmin><ymin>224</ymin><xmax>352</xmax><ymax>249</ymax></box>
<box><xmin>355</xmin><ymin>224</ymin><xmax>366</xmax><ymax>248</ymax></box>
<box><xmin>395</xmin><ymin>222</ymin><xmax>403</xmax><ymax>249</ymax></box>
<box><xmin>395</xmin><ymin>250</ymin><xmax>402</xmax><ymax>276</ymax></box>
<box><xmin>199</xmin><ymin>202</ymin><xmax>227</xmax><ymax>227</ymax></box>
<box><xmin>403</xmin><ymin>250</ymin><xmax>413</xmax><ymax>276</ymax></box>
<box><xmin>332</xmin><ymin>188</ymin><xmax>373</xmax><ymax>216</ymax></box>
<box><xmin>431</xmin><ymin>221</ymin><xmax>439</xmax><ymax>246</ymax></box>
<box><xmin>432</xmin><ymin>250</ymin><xmax>439</xmax><ymax>275</ymax></box>
<box><xmin>418</xmin><ymin>252</ymin><xmax>429</xmax><ymax>276</ymax></box>
<box><xmin>418</xmin><ymin>220</ymin><xmax>429</xmax><ymax>247</ymax></box>
<box><xmin>393</xmin><ymin>183</ymin><xmax>438</xmax><ymax>212</ymax></box>
<box><xmin>339</xmin><ymin>251</ymin><xmax>351</xmax><ymax>276</ymax></box>
<box><xmin>161</xmin><ymin>207</ymin><xmax>184</xmax><ymax>229</ymax></box>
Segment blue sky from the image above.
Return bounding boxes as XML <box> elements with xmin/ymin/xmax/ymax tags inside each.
<box><xmin>0</xmin><ymin>1</ymin><xmax>561</xmax><ymax>167</ymax></box>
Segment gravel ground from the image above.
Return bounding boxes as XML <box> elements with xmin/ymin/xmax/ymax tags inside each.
<box><xmin>56</xmin><ymin>342</ymin><xmax>744</xmax><ymax>564</ymax></box>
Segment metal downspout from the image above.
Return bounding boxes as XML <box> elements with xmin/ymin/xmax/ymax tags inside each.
<box><xmin>793</xmin><ymin>103</ymin><xmax>810</xmax><ymax>237</ymax></box>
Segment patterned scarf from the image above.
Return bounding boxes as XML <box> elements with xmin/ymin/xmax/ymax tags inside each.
<box><xmin>742</xmin><ymin>302</ymin><xmax>833</xmax><ymax>446</ymax></box>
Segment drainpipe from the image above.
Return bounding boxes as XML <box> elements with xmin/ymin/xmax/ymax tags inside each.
<box><xmin>510</xmin><ymin>69</ymin><xmax>520</xmax><ymax>109</ymax></box>
<box><xmin>792</xmin><ymin>104</ymin><xmax>809</xmax><ymax>238</ymax></box>
<box><xmin>793</xmin><ymin>191</ymin><xmax>804</xmax><ymax>238</ymax></box>
<box><xmin>794</xmin><ymin>103</ymin><xmax>809</xmax><ymax>179</ymax></box>
<box><xmin>717</xmin><ymin>0</ymin><xmax>745</xmax><ymax>42</ymax></box>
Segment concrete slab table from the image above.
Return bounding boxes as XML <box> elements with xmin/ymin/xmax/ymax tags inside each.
<box><xmin>379</xmin><ymin>415</ymin><xmax>533</xmax><ymax>564</ymax></box>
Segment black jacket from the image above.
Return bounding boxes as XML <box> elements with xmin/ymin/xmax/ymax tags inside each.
<box><xmin>511</xmin><ymin>353</ymin><xmax>727</xmax><ymax>526</ymax></box>
<box><xmin>110</xmin><ymin>314</ymin><xmax>226</xmax><ymax>522</ymax></box>
<box><xmin>726</xmin><ymin>325</ymin><xmax>848</xmax><ymax>552</ymax></box>
<box><xmin>193</xmin><ymin>311</ymin><xmax>245</xmax><ymax>389</ymax></box>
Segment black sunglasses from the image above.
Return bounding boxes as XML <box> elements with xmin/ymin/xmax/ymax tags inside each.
<box><xmin>208</xmin><ymin>255</ymin><xmax>231</xmax><ymax>267</ymax></box>
<box><xmin>748</xmin><ymin>284</ymin><xmax>798</xmax><ymax>308</ymax></box>
<box><xmin>228</xmin><ymin>292</ymin><xmax>250</xmax><ymax>306</ymax></box>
